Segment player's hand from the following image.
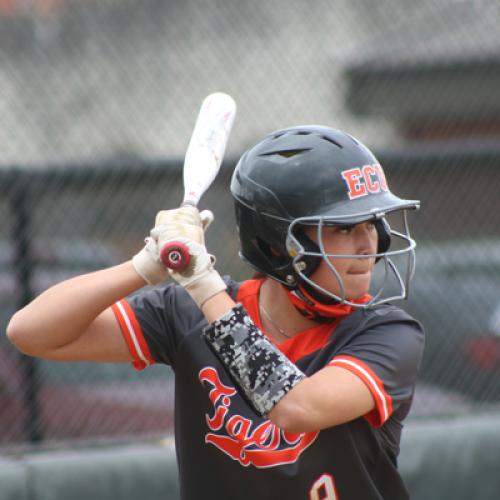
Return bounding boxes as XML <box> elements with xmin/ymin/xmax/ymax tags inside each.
<box><xmin>154</xmin><ymin>206</ymin><xmax>226</xmax><ymax>307</ymax></box>
<box><xmin>165</xmin><ymin>237</ymin><xmax>226</xmax><ymax>307</ymax></box>
<box><xmin>132</xmin><ymin>205</ymin><xmax>210</xmax><ymax>286</ymax></box>
<box><xmin>132</xmin><ymin>232</ymin><xmax>169</xmax><ymax>285</ymax></box>
<box><xmin>132</xmin><ymin>206</ymin><xmax>226</xmax><ymax>307</ymax></box>
<box><xmin>154</xmin><ymin>205</ymin><xmax>214</xmax><ymax>247</ymax></box>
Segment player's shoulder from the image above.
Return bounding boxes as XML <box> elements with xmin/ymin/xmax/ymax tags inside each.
<box><xmin>332</xmin><ymin>304</ymin><xmax>424</xmax><ymax>361</ymax></box>
<box><xmin>361</xmin><ymin>304</ymin><xmax>425</xmax><ymax>349</ymax></box>
<box><xmin>345</xmin><ymin>303</ymin><xmax>423</xmax><ymax>336</ymax></box>
<box><xmin>365</xmin><ymin>303</ymin><xmax>420</xmax><ymax>324</ymax></box>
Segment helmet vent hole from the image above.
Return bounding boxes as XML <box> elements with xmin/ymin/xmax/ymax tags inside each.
<box><xmin>260</xmin><ymin>148</ymin><xmax>311</xmax><ymax>159</ymax></box>
<box><xmin>320</xmin><ymin>135</ymin><xmax>343</xmax><ymax>149</ymax></box>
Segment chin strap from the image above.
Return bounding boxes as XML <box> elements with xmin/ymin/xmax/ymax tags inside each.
<box><xmin>282</xmin><ymin>284</ymin><xmax>372</xmax><ymax>322</ymax></box>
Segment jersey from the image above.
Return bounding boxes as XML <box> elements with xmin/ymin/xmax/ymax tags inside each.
<box><xmin>111</xmin><ymin>277</ymin><xmax>424</xmax><ymax>500</ymax></box>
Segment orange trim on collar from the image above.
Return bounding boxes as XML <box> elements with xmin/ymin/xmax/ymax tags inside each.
<box><xmin>284</xmin><ymin>285</ymin><xmax>372</xmax><ymax>320</ymax></box>
<box><xmin>236</xmin><ymin>279</ymin><xmax>338</xmax><ymax>364</ymax></box>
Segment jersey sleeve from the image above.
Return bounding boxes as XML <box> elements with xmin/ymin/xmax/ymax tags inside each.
<box><xmin>111</xmin><ymin>282</ymin><xmax>205</xmax><ymax>370</ymax></box>
<box><xmin>111</xmin><ymin>298</ymin><xmax>156</xmax><ymax>370</ymax></box>
<box><xmin>111</xmin><ymin>277</ymin><xmax>239</xmax><ymax>371</ymax></box>
<box><xmin>328</xmin><ymin>308</ymin><xmax>424</xmax><ymax>428</ymax></box>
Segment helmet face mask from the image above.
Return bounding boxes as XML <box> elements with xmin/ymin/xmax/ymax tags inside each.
<box><xmin>231</xmin><ymin>125</ymin><xmax>420</xmax><ymax>308</ymax></box>
<box><xmin>286</xmin><ymin>210</ymin><xmax>417</xmax><ymax>307</ymax></box>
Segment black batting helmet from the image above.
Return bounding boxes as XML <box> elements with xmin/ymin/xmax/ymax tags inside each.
<box><xmin>230</xmin><ymin>125</ymin><xmax>420</xmax><ymax>306</ymax></box>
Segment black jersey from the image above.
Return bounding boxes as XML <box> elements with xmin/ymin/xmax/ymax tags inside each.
<box><xmin>112</xmin><ymin>278</ymin><xmax>424</xmax><ymax>500</ymax></box>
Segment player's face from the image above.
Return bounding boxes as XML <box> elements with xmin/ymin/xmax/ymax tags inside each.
<box><xmin>304</xmin><ymin>221</ymin><xmax>378</xmax><ymax>299</ymax></box>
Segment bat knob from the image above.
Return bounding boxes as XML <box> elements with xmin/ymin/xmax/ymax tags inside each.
<box><xmin>160</xmin><ymin>241</ymin><xmax>191</xmax><ymax>271</ymax></box>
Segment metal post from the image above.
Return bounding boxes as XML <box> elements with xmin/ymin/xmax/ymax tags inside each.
<box><xmin>9</xmin><ymin>174</ymin><xmax>43</xmax><ymax>443</ymax></box>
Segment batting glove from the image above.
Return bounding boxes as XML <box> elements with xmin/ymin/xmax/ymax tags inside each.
<box><xmin>156</xmin><ymin>206</ymin><xmax>226</xmax><ymax>307</ymax></box>
<box><xmin>132</xmin><ymin>206</ymin><xmax>226</xmax><ymax>308</ymax></box>
<box><xmin>132</xmin><ymin>205</ymin><xmax>209</xmax><ymax>286</ymax></box>
<box><xmin>165</xmin><ymin>236</ymin><xmax>227</xmax><ymax>308</ymax></box>
<box><xmin>132</xmin><ymin>233</ymin><xmax>169</xmax><ymax>285</ymax></box>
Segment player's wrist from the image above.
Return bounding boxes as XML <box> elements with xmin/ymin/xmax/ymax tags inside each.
<box><xmin>172</xmin><ymin>247</ymin><xmax>227</xmax><ymax>307</ymax></box>
<box><xmin>184</xmin><ymin>269</ymin><xmax>227</xmax><ymax>308</ymax></box>
<box><xmin>201</xmin><ymin>288</ymin><xmax>236</xmax><ymax>323</ymax></box>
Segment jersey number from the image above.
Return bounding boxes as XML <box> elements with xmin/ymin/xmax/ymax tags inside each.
<box><xmin>309</xmin><ymin>473</ymin><xmax>338</xmax><ymax>500</ymax></box>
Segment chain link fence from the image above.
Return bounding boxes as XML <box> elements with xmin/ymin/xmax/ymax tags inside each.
<box><xmin>1</xmin><ymin>0</ymin><xmax>500</xmax><ymax>449</ymax></box>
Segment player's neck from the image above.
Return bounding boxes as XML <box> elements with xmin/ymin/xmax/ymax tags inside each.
<box><xmin>259</xmin><ymin>278</ymin><xmax>319</xmax><ymax>341</ymax></box>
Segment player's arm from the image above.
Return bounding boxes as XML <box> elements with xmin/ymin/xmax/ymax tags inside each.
<box><xmin>7</xmin><ymin>205</ymin><xmax>209</xmax><ymax>364</ymax></box>
<box><xmin>203</xmin><ymin>292</ymin><xmax>423</xmax><ymax>433</ymax></box>
<box><xmin>7</xmin><ymin>261</ymin><xmax>144</xmax><ymax>363</ymax></box>
<box><xmin>266</xmin><ymin>365</ymin><xmax>375</xmax><ymax>432</ymax></box>
<box><xmin>202</xmin><ymin>297</ymin><xmax>376</xmax><ymax>432</ymax></box>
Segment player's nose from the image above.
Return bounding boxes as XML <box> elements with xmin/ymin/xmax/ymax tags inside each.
<box><xmin>355</xmin><ymin>223</ymin><xmax>378</xmax><ymax>257</ymax></box>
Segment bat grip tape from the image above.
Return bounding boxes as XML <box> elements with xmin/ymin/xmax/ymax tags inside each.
<box><xmin>202</xmin><ymin>304</ymin><xmax>305</xmax><ymax>417</ymax></box>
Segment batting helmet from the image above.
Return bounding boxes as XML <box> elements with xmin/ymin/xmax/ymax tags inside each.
<box><xmin>230</xmin><ymin>125</ymin><xmax>420</xmax><ymax>307</ymax></box>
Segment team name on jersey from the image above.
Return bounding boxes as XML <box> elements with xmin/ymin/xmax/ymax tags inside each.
<box><xmin>341</xmin><ymin>164</ymin><xmax>388</xmax><ymax>200</ymax></box>
<box><xmin>199</xmin><ymin>366</ymin><xmax>318</xmax><ymax>468</ymax></box>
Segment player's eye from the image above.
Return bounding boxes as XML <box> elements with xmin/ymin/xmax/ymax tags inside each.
<box><xmin>336</xmin><ymin>225</ymin><xmax>354</xmax><ymax>234</ymax></box>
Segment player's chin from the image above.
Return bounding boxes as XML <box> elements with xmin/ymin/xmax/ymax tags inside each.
<box><xmin>344</xmin><ymin>273</ymin><xmax>372</xmax><ymax>298</ymax></box>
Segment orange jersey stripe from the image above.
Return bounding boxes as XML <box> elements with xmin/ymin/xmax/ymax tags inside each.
<box><xmin>329</xmin><ymin>355</ymin><xmax>393</xmax><ymax>427</ymax></box>
<box><xmin>111</xmin><ymin>299</ymin><xmax>155</xmax><ymax>370</ymax></box>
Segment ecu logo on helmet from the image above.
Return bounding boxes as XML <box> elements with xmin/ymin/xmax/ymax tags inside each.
<box><xmin>341</xmin><ymin>164</ymin><xmax>388</xmax><ymax>200</ymax></box>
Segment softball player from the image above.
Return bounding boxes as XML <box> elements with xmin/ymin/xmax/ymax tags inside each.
<box><xmin>8</xmin><ymin>126</ymin><xmax>424</xmax><ymax>499</ymax></box>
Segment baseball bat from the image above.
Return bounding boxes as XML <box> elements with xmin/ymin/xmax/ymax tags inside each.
<box><xmin>159</xmin><ymin>92</ymin><xmax>237</xmax><ymax>270</ymax></box>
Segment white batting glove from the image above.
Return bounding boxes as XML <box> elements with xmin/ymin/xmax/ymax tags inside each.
<box><xmin>165</xmin><ymin>237</ymin><xmax>227</xmax><ymax>308</ymax></box>
<box><xmin>155</xmin><ymin>206</ymin><xmax>226</xmax><ymax>307</ymax></box>
<box><xmin>132</xmin><ymin>205</ymin><xmax>208</xmax><ymax>286</ymax></box>
<box><xmin>132</xmin><ymin>234</ymin><xmax>169</xmax><ymax>285</ymax></box>
<box><xmin>132</xmin><ymin>206</ymin><xmax>226</xmax><ymax>308</ymax></box>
